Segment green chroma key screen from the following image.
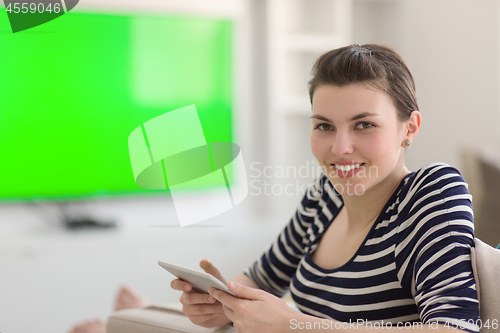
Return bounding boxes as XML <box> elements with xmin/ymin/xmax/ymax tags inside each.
<box><xmin>0</xmin><ymin>7</ymin><xmax>233</xmax><ymax>201</ymax></box>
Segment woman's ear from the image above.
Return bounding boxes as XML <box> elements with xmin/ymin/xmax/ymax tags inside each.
<box><xmin>402</xmin><ymin>111</ymin><xmax>421</xmax><ymax>147</ymax></box>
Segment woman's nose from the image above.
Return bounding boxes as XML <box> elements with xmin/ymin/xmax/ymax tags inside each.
<box><xmin>330</xmin><ymin>131</ymin><xmax>354</xmax><ymax>156</ymax></box>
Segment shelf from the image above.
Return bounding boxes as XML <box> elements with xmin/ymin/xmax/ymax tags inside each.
<box><xmin>265</xmin><ymin>0</ymin><xmax>355</xmax><ymax>212</ymax></box>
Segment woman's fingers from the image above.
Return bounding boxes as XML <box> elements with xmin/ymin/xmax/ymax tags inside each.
<box><xmin>202</xmin><ymin>316</ymin><xmax>230</xmax><ymax>327</ymax></box>
<box><xmin>180</xmin><ymin>290</ymin><xmax>218</xmax><ymax>305</ymax></box>
<box><xmin>170</xmin><ymin>278</ymin><xmax>194</xmax><ymax>292</ymax></box>
<box><xmin>188</xmin><ymin>312</ymin><xmax>230</xmax><ymax>328</ymax></box>
<box><xmin>183</xmin><ymin>303</ymin><xmax>225</xmax><ymax>315</ymax></box>
<box><xmin>169</xmin><ymin>270</ymin><xmax>231</xmax><ymax>328</ymax></box>
<box><xmin>199</xmin><ymin>259</ymin><xmax>227</xmax><ymax>284</ymax></box>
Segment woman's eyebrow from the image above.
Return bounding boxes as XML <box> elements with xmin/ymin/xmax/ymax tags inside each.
<box><xmin>311</xmin><ymin>112</ymin><xmax>379</xmax><ymax>123</ymax></box>
<box><xmin>350</xmin><ymin>112</ymin><xmax>379</xmax><ymax>121</ymax></box>
<box><xmin>310</xmin><ymin>115</ymin><xmax>332</xmax><ymax>122</ymax></box>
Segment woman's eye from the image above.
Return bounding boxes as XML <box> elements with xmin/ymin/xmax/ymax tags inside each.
<box><xmin>355</xmin><ymin>122</ymin><xmax>374</xmax><ymax>129</ymax></box>
<box><xmin>315</xmin><ymin>123</ymin><xmax>333</xmax><ymax>131</ymax></box>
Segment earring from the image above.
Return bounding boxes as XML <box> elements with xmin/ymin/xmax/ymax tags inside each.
<box><xmin>405</xmin><ymin>139</ymin><xmax>412</xmax><ymax>147</ymax></box>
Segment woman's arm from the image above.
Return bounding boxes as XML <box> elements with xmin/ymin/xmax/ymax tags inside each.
<box><xmin>210</xmin><ymin>282</ymin><xmax>474</xmax><ymax>333</ymax></box>
<box><xmin>394</xmin><ymin>165</ymin><xmax>479</xmax><ymax>332</ymax></box>
<box><xmin>230</xmin><ymin>273</ymin><xmax>259</xmax><ymax>289</ymax></box>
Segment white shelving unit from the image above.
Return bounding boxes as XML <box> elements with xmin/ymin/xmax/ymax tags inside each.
<box><xmin>264</xmin><ymin>0</ymin><xmax>353</xmax><ymax>214</ymax></box>
<box><xmin>263</xmin><ymin>0</ymin><xmax>402</xmax><ymax>214</ymax></box>
<box><xmin>268</xmin><ymin>0</ymin><xmax>352</xmax><ymax>117</ymax></box>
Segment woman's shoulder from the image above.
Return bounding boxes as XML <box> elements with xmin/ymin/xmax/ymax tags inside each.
<box><xmin>412</xmin><ymin>161</ymin><xmax>462</xmax><ymax>177</ymax></box>
<box><xmin>405</xmin><ymin>162</ymin><xmax>467</xmax><ymax>193</ymax></box>
<box><xmin>398</xmin><ymin>162</ymin><xmax>471</xmax><ymax>212</ymax></box>
<box><xmin>393</xmin><ymin>162</ymin><xmax>474</xmax><ymax>246</ymax></box>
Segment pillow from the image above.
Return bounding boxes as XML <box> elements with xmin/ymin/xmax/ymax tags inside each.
<box><xmin>470</xmin><ymin>238</ymin><xmax>500</xmax><ymax>332</ymax></box>
<box><xmin>475</xmin><ymin>153</ymin><xmax>500</xmax><ymax>248</ymax></box>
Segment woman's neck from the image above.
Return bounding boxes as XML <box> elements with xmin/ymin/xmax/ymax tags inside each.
<box><xmin>341</xmin><ymin>165</ymin><xmax>410</xmax><ymax>233</ymax></box>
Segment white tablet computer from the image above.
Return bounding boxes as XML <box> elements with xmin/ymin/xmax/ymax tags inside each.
<box><xmin>158</xmin><ymin>261</ymin><xmax>237</xmax><ymax>297</ymax></box>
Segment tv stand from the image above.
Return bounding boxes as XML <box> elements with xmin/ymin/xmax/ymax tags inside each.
<box><xmin>63</xmin><ymin>217</ymin><xmax>116</xmax><ymax>230</ymax></box>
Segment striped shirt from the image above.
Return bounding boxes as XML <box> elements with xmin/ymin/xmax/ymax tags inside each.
<box><xmin>245</xmin><ymin>163</ymin><xmax>480</xmax><ymax>332</ymax></box>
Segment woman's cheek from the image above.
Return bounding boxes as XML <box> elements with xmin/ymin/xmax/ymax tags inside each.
<box><xmin>362</xmin><ymin>134</ymin><xmax>386</xmax><ymax>156</ymax></box>
<box><xmin>310</xmin><ymin>134</ymin><xmax>326</xmax><ymax>163</ymax></box>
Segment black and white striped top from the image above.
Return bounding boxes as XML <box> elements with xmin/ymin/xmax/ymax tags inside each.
<box><xmin>245</xmin><ymin>163</ymin><xmax>480</xmax><ymax>332</ymax></box>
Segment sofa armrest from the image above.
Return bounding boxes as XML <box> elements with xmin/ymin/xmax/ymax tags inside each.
<box><xmin>470</xmin><ymin>238</ymin><xmax>500</xmax><ymax>332</ymax></box>
<box><xmin>106</xmin><ymin>304</ymin><xmax>236</xmax><ymax>333</ymax></box>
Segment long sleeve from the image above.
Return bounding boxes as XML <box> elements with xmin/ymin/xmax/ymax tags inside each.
<box><xmin>395</xmin><ymin>164</ymin><xmax>479</xmax><ymax>332</ymax></box>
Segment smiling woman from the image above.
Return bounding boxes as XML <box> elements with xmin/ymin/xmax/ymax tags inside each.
<box><xmin>310</xmin><ymin>84</ymin><xmax>420</xmax><ymax>197</ymax></box>
<box><xmin>168</xmin><ymin>44</ymin><xmax>481</xmax><ymax>333</ymax></box>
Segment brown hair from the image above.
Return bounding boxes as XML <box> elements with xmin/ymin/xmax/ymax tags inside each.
<box><xmin>308</xmin><ymin>44</ymin><xmax>418</xmax><ymax>120</ymax></box>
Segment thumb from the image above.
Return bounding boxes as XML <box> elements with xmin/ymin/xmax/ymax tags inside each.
<box><xmin>200</xmin><ymin>259</ymin><xmax>227</xmax><ymax>284</ymax></box>
<box><xmin>227</xmin><ymin>281</ymin><xmax>264</xmax><ymax>300</ymax></box>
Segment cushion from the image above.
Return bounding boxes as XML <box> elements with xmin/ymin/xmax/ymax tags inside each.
<box><xmin>470</xmin><ymin>238</ymin><xmax>500</xmax><ymax>332</ymax></box>
<box><xmin>475</xmin><ymin>152</ymin><xmax>500</xmax><ymax>248</ymax></box>
<box><xmin>107</xmin><ymin>303</ymin><xmax>236</xmax><ymax>333</ymax></box>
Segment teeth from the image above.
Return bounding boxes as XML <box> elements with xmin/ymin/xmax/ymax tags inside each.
<box><xmin>335</xmin><ymin>163</ymin><xmax>362</xmax><ymax>172</ymax></box>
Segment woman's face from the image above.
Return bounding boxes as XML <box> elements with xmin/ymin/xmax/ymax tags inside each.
<box><xmin>310</xmin><ymin>83</ymin><xmax>408</xmax><ymax>196</ymax></box>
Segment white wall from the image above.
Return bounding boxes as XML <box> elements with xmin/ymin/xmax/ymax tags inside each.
<box><xmin>400</xmin><ymin>0</ymin><xmax>500</xmax><ymax>172</ymax></box>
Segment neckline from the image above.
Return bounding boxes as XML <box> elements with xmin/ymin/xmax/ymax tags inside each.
<box><xmin>305</xmin><ymin>171</ymin><xmax>414</xmax><ymax>274</ymax></box>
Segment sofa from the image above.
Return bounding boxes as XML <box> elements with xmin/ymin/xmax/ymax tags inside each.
<box><xmin>462</xmin><ymin>147</ymin><xmax>500</xmax><ymax>247</ymax></box>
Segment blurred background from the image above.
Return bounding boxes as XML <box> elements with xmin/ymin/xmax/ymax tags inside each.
<box><xmin>1</xmin><ymin>0</ymin><xmax>500</xmax><ymax>332</ymax></box>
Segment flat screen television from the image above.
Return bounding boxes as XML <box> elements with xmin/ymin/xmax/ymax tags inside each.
<box><xmin>0</xmin><ymin>7</ymin><xmax>234</xmax><ymax>203</ymax></box>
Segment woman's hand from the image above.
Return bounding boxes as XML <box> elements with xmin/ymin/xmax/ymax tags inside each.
<box><xmin>170</xmin><ymin>259</ymin><xmax>231</xmax><ymax>327</ymax></box>
<box><xmin>209</xmin><ymin>281</ymin><xmax>297</xmax><ymax>333</ymax></box>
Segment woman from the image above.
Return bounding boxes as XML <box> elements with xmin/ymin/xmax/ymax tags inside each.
<box><xmin>171</xmin><ymin>44</ymin><xmax>480</xmax><ymax>332</ymax></box>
